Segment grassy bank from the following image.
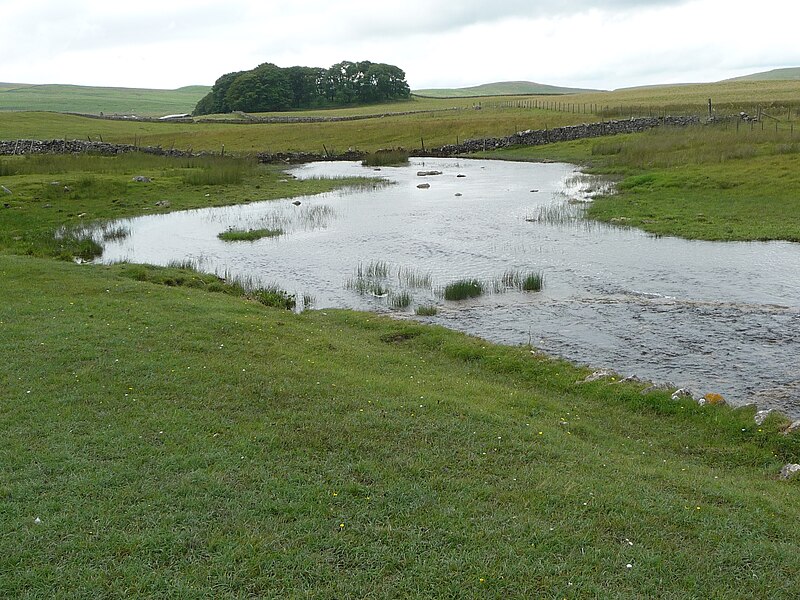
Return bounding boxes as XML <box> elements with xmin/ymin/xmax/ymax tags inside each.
<box><xmin>0</xmin><ymin>152</ymin><xmax>372</xmax><ymax>258</ymax></box>
<box><xmin>2</xmin><ymin>253</ymin><xmax>800</xmax><ymax>598</ymax></box>
<box><xmin>490</xmin><ymin>123</ymin><xmax>800</xmax><ymax>241</ymax></box>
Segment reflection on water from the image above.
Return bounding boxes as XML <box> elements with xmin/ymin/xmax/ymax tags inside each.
<box><xmin>99</xmin><ymin>158</ymin><xmax>800</xmax><ymax>416</ymax></box>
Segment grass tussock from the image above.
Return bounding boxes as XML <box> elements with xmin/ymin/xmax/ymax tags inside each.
<box><xmin>218</xmin><ymin>227</ymin><xmax>283</xmax><ymax>242</ymax></box>
<box><xmin>415</xmin><ymin>304</ymin><xmax>438</xmax><ymax>316</ymax></box>
<box><xmin>442</xmin><ymin>278</ymin><xmax>484</xmax><ymax>301</ymax></box>
<box><xmin>388</xmin><ymin>290</ymin><xmax>413</xmax><ymax>309</ymax></box>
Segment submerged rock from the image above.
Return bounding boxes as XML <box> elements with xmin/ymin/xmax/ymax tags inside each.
<box><xmin>417</xmin><ymin>183</ymin><xmax>431</xmax><ymax>189</ymax></box>
<box><xmin>292</xmin><ymin>200</ymin><xmax>302</xmax><ymax>206</ymax></box>
<box><xmin>417</xmin><ymin>170</ymin><xmax>443</xmax><ymax>176</ymax></box>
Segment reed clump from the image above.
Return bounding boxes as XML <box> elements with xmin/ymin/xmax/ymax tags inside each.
<box><xmin>442</xmin><ymin>279</ymin><xmax>484</xmax><ymax>301</ymax></box>
<box><xmin>218</xmin><ymin>228</ymin><xmax>283</xmax><ymax>242</ymax></box>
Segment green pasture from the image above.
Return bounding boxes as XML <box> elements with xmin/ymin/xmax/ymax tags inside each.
<box><xmin>2</xmin><ymin>249</ymin><xmax>799</xmax><ymax>597</ymax></box>
<box><xmin>491</xmin><ymin>122</ymin><xmax>800</xmax><ymax>241</ymax></box>
<box><xmin>0</xmin><ymin>83</ymin><xmax>210</xmax><ymax>117</ymax></box>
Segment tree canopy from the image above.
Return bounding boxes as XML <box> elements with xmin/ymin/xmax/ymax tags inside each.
<box><xmin>193</xmin><ymin>61</ymin><xmax>411</xmax><ymax>115</ymax></box>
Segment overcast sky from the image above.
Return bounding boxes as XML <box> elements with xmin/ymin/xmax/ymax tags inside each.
<box><xmin>2</xmin><ymin>0</ymin><xmax>798</xmax><ymax>91</ymax></box>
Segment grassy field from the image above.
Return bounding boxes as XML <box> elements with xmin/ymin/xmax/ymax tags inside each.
<box><xmin>0</xmin><ymin>83</ymin><xmax>210</xmax><ymax>117</ymax></box>
<box><xmin>2</xmin><ymin>249</ymin><xmax>800</xmax><ymax>598</ymax></box>
<box><xmin>488</xmin><ymin>122</ymin><xmax>800</xmax><ymax>241</ymax></box>
<box><xmin>3</xmin><ymin>91</ymin><xmax>800</xmax><ymax>594</ymax></box>
<box><xmin>0</xmin><ymin>106</ymin><xmax>596</xmax><ymax>155</ymax></box>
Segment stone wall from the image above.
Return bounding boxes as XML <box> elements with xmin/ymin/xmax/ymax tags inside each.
<box><xmin>0</xmin><ymin>115</ymin><xmax>701</xmax><ymax>163</ymax></box>
<box><xmin>427</xmin><ymin>115</ymin><xmax>701</xmax><ymax>156</ymax></box>
<box><xmin>0</xmin><ymin>139</ymin><xmax>193</xmax><ymax>157</ymax></box>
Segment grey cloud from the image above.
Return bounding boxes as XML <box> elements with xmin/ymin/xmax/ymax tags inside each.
<box><xmin>335</xmin><ymin>0</ymin><xmax>693</xmax><ymax>39</ymax></box>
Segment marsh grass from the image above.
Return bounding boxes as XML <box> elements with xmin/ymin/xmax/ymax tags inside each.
<box><xmin>98</xmin><ymin>224</ymin><xmax>130</xmax><ymax>241</ymax></box>
<box><xmin>301</xmin><ymin>293</ymin><xmax>315</xmax><ymax>311</ymax></box>
<box><xmin>398</xmin><ymin>266</ymin><xmax>432</xmax><ymax>289</ymax></box>
<box><xmin>345</xmin><ymin>277</ymin><xmax>389</xmax><ymax>297</ymax></box>
<box><xmin>181</xmin><ymin>156</ymin><xmax>257</xmax><ymax>186</ymax></box>
<box><xmin>218</xmin><ymin>227</ymin><xmax>283</xmax><ymax>242</ymax></box>
<box><xmin>521</xmin><ymin>272</ymin><xmax>544</xmax><ymax>291</ymax></box>
<box><xmin>525</xmin><ymin>202</ymin><xmax>583</xmax><ymax>225</ymax></box>
<box><xmin>498</xmin><ymin>270</ymin><xmax>544</xmax><ymax>292</ymax></box>
<box><xmin>48</xmin><ymin>224</ymin><xmax>104</xmax><ymax>261</ymax></box>
<box><xmin>361</xmin><ymin>149</ymin><xmax>410</xmax><ymax>167</ymax></box>
<box><xmin>415</xmin><ymin>304</ymin><xmax>438</xmax><ymax>316</ymax></box>
<box><xmin>442</xmin><ymin>278</ymin><xmax>484</xmax><ymax>301</ymax></box>
<box><xmin>356</xmin><ymin>260</ymin><xmax>390</xmax><ymax>279</ymax></box>
<box><xmin>388</xmin><ymin>290</ymin><xmax>413</xmax><ymax>309</ymax></box>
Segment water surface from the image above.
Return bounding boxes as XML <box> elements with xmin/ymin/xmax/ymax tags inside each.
<box><xmin>100</xmin><ymin>158</ymin><xmax>800</xmax><ymax>416</ymax></box>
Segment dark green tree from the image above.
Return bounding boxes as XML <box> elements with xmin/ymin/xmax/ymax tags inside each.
<box><xmin>193</xmin><ymin>60</ymin><xmax>411</xmax><ymax>115</ymax></box>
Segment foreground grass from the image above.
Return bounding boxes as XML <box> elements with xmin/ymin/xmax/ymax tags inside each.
<box><xmin>1</xmin><ymin>253</ymin><xmax>799</xmax><ymax>597</ymax></box>
<box><xmin>490</xmin><ymin>123</ymin><xmax>800</xmax><ymax>241</ymax></box>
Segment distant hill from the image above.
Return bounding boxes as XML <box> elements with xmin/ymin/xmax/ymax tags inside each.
<box><xmin>724</xmin><ymin>67</ymin><xmax>800</xmax><ymax>82</ymax></box>
<box><xmin>412</xmin><ymin>81</ymin><xmax>600</xmax><ymax>98</ymax></box>
<box><xmin>0</xmin><ymin>83</ymin><xmax>211</xmax><ymax>117</ymax></box>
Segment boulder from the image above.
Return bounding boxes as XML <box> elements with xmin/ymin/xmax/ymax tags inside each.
<box><xmin>779</xmin><ymin>464</ymin><xmax>800</xmax><ymax>480</ymax></box>
<box><xmin>132</xmin><ymin>176</ymin><xmax>151</xmax><ymax>183</ymax></box>
<box><xmin>699</xmin><ymin>392</ymin><xmax>726</xmax><ymax>406</ymax></box>
<box><xmin>292</xmin><ymin>200</ymin><xmax>302</xmax><ymax>206</ymax></box>
<box><xmin>581</xmin><ymin>370</ymin><xmax>611</xmax><ymax>383</ymax></box>
<box><xmin>417</xmin><ymin>183</ymin><xmax>431</xmax><ymax>189</ymax></box>
<box><xmin>783</xmin><ymin>420</ymin><xmax>800</xmax><ymax>435</ymax></box>
<box><xmin>754</xmin><ymin>409</ymin><xmax>777</xmax><ymax>426</ymax></box>
<box><xmin>417</xmin><ymin>170</ymin><xmax>443</xmax><ymax>176</ymax></box>
<box><xmin>671</xmin><ymin>388</ymin><xmax>696</xmax><ymax>401</ymax></box>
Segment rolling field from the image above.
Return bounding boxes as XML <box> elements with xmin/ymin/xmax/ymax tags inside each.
<box><xmin>0</xmin><ymin>83</ymin><xmax>210</xmax><ymax>117</ymax></box>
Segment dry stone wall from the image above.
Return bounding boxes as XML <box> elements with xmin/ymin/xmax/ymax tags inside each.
<box><xmin>0</xmin><ymin>116</ymin><xmax>701</xmax><ymax>163</ymax></box>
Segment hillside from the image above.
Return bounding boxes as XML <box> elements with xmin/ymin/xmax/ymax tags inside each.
<box><xmin>0</xmin><ymin>83</ymin><xmax>210</xmax><ymax>117</ymax></box>
<box><xmin>413</xmin><ymin>80</ymin><xmax>599</xmax><ymax>98</ymax></box>
<box><xmin>724</xmin><ymin>67</ymin><xmax>800</xmax><ymax>82</ymax></box>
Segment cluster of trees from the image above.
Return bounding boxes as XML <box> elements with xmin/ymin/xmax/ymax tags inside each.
<box><xmin>193</xmin><ymin>61</ymin><xmax>411</xmax><ymax>115</ymax></box>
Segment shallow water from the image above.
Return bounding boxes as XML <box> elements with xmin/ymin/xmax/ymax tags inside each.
<box><xmin>100</xmin><ymin>158</ymin><xmax>800</xmax><ymax>416</ymax></box>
